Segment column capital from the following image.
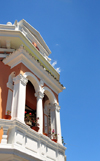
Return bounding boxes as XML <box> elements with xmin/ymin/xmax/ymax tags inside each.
<box><xmin>54</xmin><ymin>103</ymin><xmax>61</xmax><ymax>112</ymax></box>
<box><xmin>13</xmin><ymin>74</ymin><xmax>28</xmax><ymax>86</ymax></box>
<box><xmin>48</xmin><ymin>103</ymin><xmax>61</xmax><ymax>112</ymax></box>
<box><xmin>35</xmin><ymin>91</ymin><xmax>44</xmax><ymax>99</ymax></box>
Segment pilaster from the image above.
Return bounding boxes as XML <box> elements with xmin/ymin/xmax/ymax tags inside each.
<box><xmin>11</xmin><ymin>74</ymin><xmax>28</xmax><ymax>123</ymax></box>
<box><xmin>6</xmin><ymin>82</ymin><xmax>14</xmax><ymax>114</ymax></box>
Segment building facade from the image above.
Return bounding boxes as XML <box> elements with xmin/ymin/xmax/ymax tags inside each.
<box><xmin>0</xmin><ymin>20</ymin><xmax>66</xmax><ymax>161</ymax></box>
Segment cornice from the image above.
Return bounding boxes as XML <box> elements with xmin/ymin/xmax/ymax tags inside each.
<box><xmin>0</xmin><ymin>48</ymin><xmax>15</xmax><ymax>52</ymax></box>
<box><xmin>0</xmin><ymin>24</ymin><xmax>15</xmax><ymax>30</ymax></box>
<box><xmin>0</xmin><ymin>54</ymin><xmax>9</xmax><ymax>58</ymax></box>
<box><xmin>3</xmin><ymin>46</ymin><xmax>65</xmax><ymax>94</ymax></box>
<box><xmin>0</xmin><ymin>19</ymin><xmax>51</xmax><ymax>55</ymax></box>
<box><xmin>22</xmin><ymin>24</ymin><xmax>49</xmax><ymax>57</ymax></box>
<box><xmin>19</xmin><ymin>19</ymin><xmax>51</xmax><ymax>55</ymax></box>
<box><xmin>0</xmin><ymin>29</ymin><xmax>60</xmax><ymax>80</ymax></box>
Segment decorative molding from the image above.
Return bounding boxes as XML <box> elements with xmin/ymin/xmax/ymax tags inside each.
<box><xmin>22</xmin><ymin>25</ymin><xmax>50</xmax><ymax>58</ymax></box>
<box><xmin>24</xmin><ymin>71</ymin><xmax>40</xmax><ymax>93</ymax></box>
<box><xmin>35</xmin><ymin>91</ymin><xmax>44</xmax><ymax>99</ymax></box>
<box><xmin>13</xmin><ymin>74</ymin><xmax>28</xmax><ymax>86</ymax></box>
<box><xmin>0</xmin><ymin>54</ymin><xmax>9</xmax><ymax>58</ymax></box>
<box><xmin>48</xmin><ymin>103</ymin><xmax>60</xmax><ymax>112</ymax></box>
<box><xmin>40</xmin><ymin>79</ymin><xmax>44</xmax><ymax>87</ymax></box>
<box><xmin>54</xmin><ymin>103</ymin><xmax>61</xmax><ymax>112</ymax></box>
<box><xmin>1</xmin><ymin>30</ymin><xmax>60</xmax><ymax>80</ymax></box>
<box><xmin>21</xmin><ymin>28</ymin><xmax>27</xmax><ymax>36</ymax></box>
<box><xmin>0</xmin><ymin>48</ymin><xmax>15</xmax><ymax>52</ymax></box>
<box><xmin>3</xmin><ymin>47</ymin><xmax>64</xmax><ymax>94</ymax></box>
<box><xmin>19</xmin><ymin>19</ymin><xmax>51</xmax><ymax>55</ymax></box>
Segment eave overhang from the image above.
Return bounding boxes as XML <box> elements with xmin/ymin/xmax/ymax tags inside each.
<box><xmin>18</xmin><ymin>19</ymin><xmax>51</xmax><ymax>55</ymax></box>
<box><xmin>3</xmin><ymin>46</ymin><xmax>65</xmax><ymax>94</ymax></box>
<box><xmin>0</xmin><ymin>29</ymin><xmax>59</xmax><ymax>80</ymax></box>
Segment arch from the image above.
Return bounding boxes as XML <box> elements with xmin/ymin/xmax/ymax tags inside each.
<box><xmin>43</xmin><ymin>86</ymin><xmax>57</xmax><ymax>104</ymax></box>
<box><xmin>23</xmin><ymin>72</ymin><xmax>40</xmax><ymax>93</ymax></box>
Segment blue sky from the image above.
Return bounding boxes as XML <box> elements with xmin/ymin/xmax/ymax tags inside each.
<box><xmin>1</xmin><ymin>0</ymin><xmax>100</xmax><ymax>160</ymax></box>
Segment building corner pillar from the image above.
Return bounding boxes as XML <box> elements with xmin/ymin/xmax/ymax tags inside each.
<box><xmin>11</xmin><ymin>74</ymin><xmax>28</xmax><ymax>123</ymax></box>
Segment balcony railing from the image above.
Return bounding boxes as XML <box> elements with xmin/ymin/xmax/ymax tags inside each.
<box><xmin>0</xmin><ymin>119</ymin><xmax>66</xmax><ymax>161</ymax></box>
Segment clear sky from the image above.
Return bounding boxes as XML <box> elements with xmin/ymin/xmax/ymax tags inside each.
<box><xmin>1</xmin><ymin>0</ymin><xmax>100</xmax><ymax>160</ymax></box>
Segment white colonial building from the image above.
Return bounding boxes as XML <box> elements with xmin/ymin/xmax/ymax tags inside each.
<box><xmin>0</xmin><ymin>20</ymin><xmax>66</xmax><ymax>161</ymax></box>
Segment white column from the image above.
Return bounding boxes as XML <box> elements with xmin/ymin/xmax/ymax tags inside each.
<box><xmin>35</xmin><ymin>91</ymin><xmax>44</xmax><ymax>134</ymax></box>
<box><xmin>6</xmin><ymin>82</ymin><xmax>13</xmax><ymax>114</ymax></box>
<box><xmin>11</xmin><ymin>74</ymin><xmax>28</xmax><ymax>123</ymax></box>
<box><xmin>54</xmin><ymin>103</ymin><xmax>62</xmax><ymax>144</ymax></box>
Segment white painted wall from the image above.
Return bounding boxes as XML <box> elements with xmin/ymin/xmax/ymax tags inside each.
<box><xmin>0</xmin><ymin>119</ymin><xmax>66</xmax><ymax>161</ymax></box>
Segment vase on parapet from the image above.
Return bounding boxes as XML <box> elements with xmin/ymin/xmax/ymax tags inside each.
<box><xmin>4</xmin><ymin>110</ymin><xmax>11</xmax><ymax>120</ymax></box>
<box><xmin>43</xmin><ymin>133</ymin><xmax>48</xmax><ymax>136</ymax></box>
<box><xmin>32</xmin><ymin>126</ymin><xmax>39</xmax><ymax>132</ymax></box>
<box><xmin>51</xmin><ymin>139</ymin><xmax>57</xmax><ymax>143</ymax></box>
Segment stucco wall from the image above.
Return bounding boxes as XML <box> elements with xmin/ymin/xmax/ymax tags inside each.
<box><xmin>0</xmin><ymin>62</ymin><xmax>21</xmax><ymax>118</ymax></box>
<box><xmin>0</xmin><ymin>62</ymin><xmax>59</xmax><ymax>118</ymax></box>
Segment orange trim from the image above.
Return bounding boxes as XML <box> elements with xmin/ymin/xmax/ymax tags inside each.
<box><xmin>0</xmin><ymin>127</ymin><xmax>3</xmax><ymax>143</ymax></box>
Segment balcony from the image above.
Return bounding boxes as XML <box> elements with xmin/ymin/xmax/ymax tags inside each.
<box><xmin>0</xmin><ymin>119</ymin><xmax>66</xmax><ymax>161</ymax></box>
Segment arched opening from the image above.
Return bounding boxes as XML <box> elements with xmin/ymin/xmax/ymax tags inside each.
<box><xmin>24</xmin><ymin>80</ymin><xmax>37</xmax><ymax>127</ymax></box>
<box><xmin>43</xmin><ymin>87</ymin><xmax>57</xmax><ymax>138</ymax></box>
<box><xmin>23</xmin><ymin>72</ymin><xmax>40</xmax><ymax>130</ymax></box>
<box><xmin>43</xmin><ymin>86</ymin><xmax>57</xmax><ymax>104</ymax></box>
<box><xmin>43</xmin><ymin>95</ymin><xmax>50</xmax><ymax>136</ymax></box>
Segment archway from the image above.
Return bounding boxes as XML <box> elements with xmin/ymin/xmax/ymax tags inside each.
<box><xmin>25</xmin><ymin>80</ymin><xmax>37</xmax><ymax>127</ymax></box>
<box><xmin>23</xmin><ymin>72</ymin><xmax>40</xmax><ymax>128</ymax></box>
<box><xmin>43</xmin><ymin>87</ymin><xmax>57</xmax><ymax>137</ymax></box>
